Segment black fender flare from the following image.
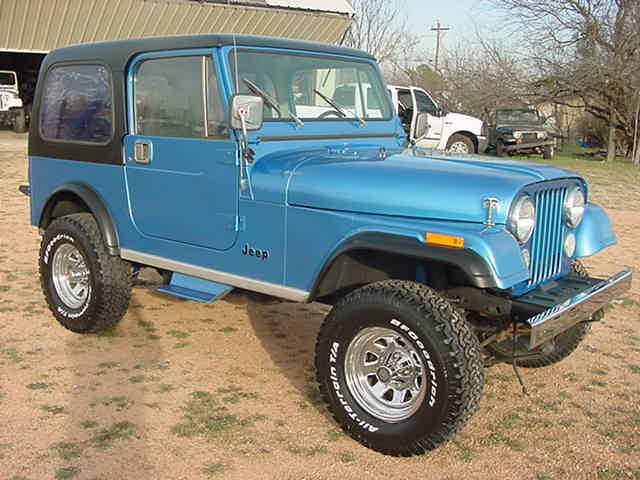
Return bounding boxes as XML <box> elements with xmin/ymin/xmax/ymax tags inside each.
<box><xmin>40</xmin><ymin>182</ymin><xmax>120</xmax><ymax>256</ymax></box>
<box><xmin>309</xmin><ymin>231</ymin><xmax>498</xmax><ymax>301</ymax></box>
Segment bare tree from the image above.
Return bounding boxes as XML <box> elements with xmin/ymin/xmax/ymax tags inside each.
<box><xmin>488</xmin><ymin>0</ymin><xmax>640</xmax><ymax>162</ymax></box>
<box><xmin>344</xmin><ymin>0</ymin><xmax>419</xmax><ymax>65</ymax></box>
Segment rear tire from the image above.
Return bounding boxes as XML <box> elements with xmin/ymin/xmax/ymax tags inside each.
<box><xmin>315</xmin><ymin>280</ymin><xmax>483</xmax><ymax>456</ymax></box>
<box><xmin>39</xmin><ymin>213</ymin><xmax>132</xmax><ymax>333</ymax></box>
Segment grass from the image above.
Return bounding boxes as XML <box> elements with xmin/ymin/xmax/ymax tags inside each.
<box><xmin>26</xmin><ymin>382</ymin><xmax>50</xmax><ymax>390</ymax></box>
<box><xmin>89</xmin><ymin>421</ymin><xmax>135</xmax><ymax>449</ymax></box>
<box><xmin>80</xmin><ymin>420</ymin><xmax>98</xmax><ymax>429</ymax></box>
<box><xmin>171</xmin><ymin>391</ymin><xmax>263</xmax><ymax>441</ymax></box>
<box><xmin>51</xmin><ymin>442</ymin><xmax>82</xmax><ymax>461</ymax></box>
<box><xmin>54</xmin><ymin>467</ymin><xmax>80</xmax><ymax>479</ymax></box>
<box><xmin>202</xmin><ymin>463</ymin><xmax>226</xmax><ymax>475</ymax></box>
<box><xmin>40</xmin><ymin>405</ymin><xmax>66</xmax><ymax>415</ymax></box>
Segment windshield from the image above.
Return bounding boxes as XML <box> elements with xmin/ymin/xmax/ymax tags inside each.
<box><xmin>0</xmin><ymin>72</ymin><xmax>17</xmax><ymax>86</ymax></box>
<box><xmin>496</xmin><ymin>109</ymin><xmax>541</xmax><ymax>123</ymax></box>
<box><xmin>230</xmin><ymin>50</ymin><xmax>392</xmax><ymax>122</ymax></box>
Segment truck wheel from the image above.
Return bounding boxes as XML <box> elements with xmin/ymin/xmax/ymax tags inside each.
<box><xmin>496</xmin><ymin>140</ymin><xmax>505</xmax><ymax>157</ymax></box>
<box><xmin>487</xmin><ymin>260</ymin><xmax>598</xmax><ymax>368</ymax></box>
<box><xmin>39</xmin><ymin>213</ymin><xmax>132</xmax><ymax>333</ymax></box>
<box><xmin>12</xmin><ymin>109</ymin><xmax>26</xmax><ymax>133</ymax></box>
<box><xmin>543</xmin><ymin>144</ymin><xmax>555</xmax><ymax>160</ymax></box>
<box><xmin>315</xmin><ymin>280</ymin><xmax>483</xmax><ymax>456</ymax></box>
<box><xmin>446</xmin><ymin>134</ymin><xmax>474</xmax><ymax>154</ymax></box>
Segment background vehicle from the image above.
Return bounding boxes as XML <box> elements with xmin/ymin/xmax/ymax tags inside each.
<box><xmin>22</xmin><ymin>34</ymin><xmax>630</xmax><ymax>457</ymax></box>
<box><xmin>0</xmin><ymin>70</ymin><xmax>27</xmax><ymax>132</ymax></box>
<box><xmin>487</xmin><ymin>108</ymin><xmax>556</xmax><ymax>159</ymax></box>
<box><xmin>388</xmin><ymin>85</ymin><xmax>487</xmax><ymax>154</ymax></box>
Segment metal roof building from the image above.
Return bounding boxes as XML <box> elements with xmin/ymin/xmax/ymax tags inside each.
<box><xmin>0</xmin><ymin>0</ymin><xmax>355</xmax><ymax>53</ymax></box>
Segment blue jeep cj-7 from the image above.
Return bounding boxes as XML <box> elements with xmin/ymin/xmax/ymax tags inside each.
<box><xmin>21</xmin><ymin>34</ymin><xmax>631</xmax><ymax>456</ymax></box>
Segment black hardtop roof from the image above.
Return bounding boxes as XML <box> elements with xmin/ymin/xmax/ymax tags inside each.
<box><xmin>42</xmin><ymin>34</ymin><xmax>375</xmax><ymax>72</ymax></box>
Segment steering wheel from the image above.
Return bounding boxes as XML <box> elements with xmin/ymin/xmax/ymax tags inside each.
<box><xmin>318</xmin><ymin>110</ymin><xmax>342</xmax><ymax>119</ymax></box>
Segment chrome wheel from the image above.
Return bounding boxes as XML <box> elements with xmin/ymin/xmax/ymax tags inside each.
<box><xmin>447</xmin><ymin>141</ymin><xmax>471</xmax><ymax>153</ymax></box>
<box><xmin>345</xmin><ymin>326</ymin><xmax>427</xmax><ymax>422</ymax></box>
<box><xmin>51</xmin><ymin>244</ymin><xmax>90</xmax><ymax>309</ymax></box>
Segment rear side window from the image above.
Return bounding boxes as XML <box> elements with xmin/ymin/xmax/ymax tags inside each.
<box><xmin>40</xmin><ymin>65</ymin><xmax>113</xmax><ymax>144</ymax></box>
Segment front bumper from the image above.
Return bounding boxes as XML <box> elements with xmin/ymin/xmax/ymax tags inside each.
<box><xmin>515</xmin><ymin>270</ymin><xmax>632</xmax><ymax>349</ymax></box>
<box><xmin>477</xmin><ymin>135</ymin><xmax>488</xmax><ymax>154</ymax></box>
<box><xmin>504</xmin><ymin>139</ymin><xmax>554</xmax><ymax>152</ymax></box>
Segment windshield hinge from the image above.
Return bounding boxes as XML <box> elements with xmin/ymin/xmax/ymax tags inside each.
<box><xmin>236</xmin><ymin>216</ymin><xmax>246</xmax><ymax>232</ymax></box>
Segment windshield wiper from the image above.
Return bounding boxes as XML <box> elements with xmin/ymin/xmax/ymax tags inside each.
<box><xmin>313</xmin><ymin>88</ymin><xmax>366</xmax><ymax>127</ymax></box>
<box><xmin>242</xmin><ymin>78</ymin><xmax>304</xmax><ymax>128</ymax></box>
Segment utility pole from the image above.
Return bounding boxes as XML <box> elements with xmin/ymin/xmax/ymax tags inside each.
<box><xmin>431</xmin><ymin>21</ymin><xmax>450</xmax><ymax>72</ymax></box>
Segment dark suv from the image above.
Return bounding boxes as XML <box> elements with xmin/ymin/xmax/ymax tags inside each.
<box><xmin>487</xmin><ymin>108</ymin><xmax>557</xmax><ymax>159</ymax></box>
<box><xmin>21</xmin><ymin>34</ymin><xmax>631</xmax><ymax>456</ymax></box>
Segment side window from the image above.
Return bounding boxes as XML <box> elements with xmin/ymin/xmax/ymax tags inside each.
<box><xmin>414</xmin><ymin>91</ymin><xmax>437</xmax><ymax>115</ymax></box>
<box><xmin>40</xmin><ymin>64</ymin><xmax>112</xmax><ymax>143</ymax></box>
<box><xmin>135</xmin><ymin>56</ymin><xmax>215</xmax><ymax>138</ymax></box>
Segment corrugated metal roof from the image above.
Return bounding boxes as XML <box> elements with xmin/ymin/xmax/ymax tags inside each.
<box><xmin>0</xmin><ymin>0</ymin><xmax>352</xmax><ymax>53</ymax></box>
<box><xmin>265</xmin><ymin>0</ymin><xmax>354</xmax><ymax>15</ymax></box>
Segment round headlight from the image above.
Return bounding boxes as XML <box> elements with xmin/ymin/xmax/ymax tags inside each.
<box><xmin>509</xmin><ymin>196</ymin><xmax>536</xmax><ymax>243</ymax></box>
<box><xmin>565</xmin><ymin>186</ymin><xmax>585</xmax><ymax>228</ymax></box>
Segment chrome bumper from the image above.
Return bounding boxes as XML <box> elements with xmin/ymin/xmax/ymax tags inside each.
<box><xmin>523</xmin><ymin>270</ymin><xmax>632</xmax><ymax>349</ymax></box>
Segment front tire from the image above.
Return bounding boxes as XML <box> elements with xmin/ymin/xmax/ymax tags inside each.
<box><xmin>446</xmin><ymin>134</ymin><xmax>475</xmax><ymax>154</ymax></box>
<box><xmin>315</xmin><ymin>280</ymin><xmax>483</xmax><ymax>456</ymax></box>
<box><xmin>12</xmin><ymin>108</ymin><xmax>26</xmax><ymax>133</ymax></box>
<box><xmin>39</xmin><ymin>213</ymin><xmax>132</xmax><ymax>333</ymax></box>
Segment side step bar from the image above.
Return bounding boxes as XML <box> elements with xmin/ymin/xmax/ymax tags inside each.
<box><xmin>157</xmin><ymin>273</ymin><xmax>233</xmax><ymax>303</ymax></box>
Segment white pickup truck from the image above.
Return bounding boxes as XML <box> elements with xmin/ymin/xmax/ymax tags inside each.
<box><xmin>388</xmin><ymin>85</ymin><xmax>487</xmax><ymax>154</ymax></box>
<box><xmin>0</xmin><ymin>70</ymin><xmax>27</xmax><ymax>133</ymax></box>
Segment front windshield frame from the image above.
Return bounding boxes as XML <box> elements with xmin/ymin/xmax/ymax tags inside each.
<box><xmin>496</xmin><ymin>109</ymin><xmax>541</xmax><ymax>123</ymax></box>
<box><xmin>0</xmin><ymin>72</ymin><xmax>17</xmax><ymax>86</ymax></box>
<box><xmin>228</xmin><ymin>48</ymin><xmax>393</xmax><ymax>123</ymax></box>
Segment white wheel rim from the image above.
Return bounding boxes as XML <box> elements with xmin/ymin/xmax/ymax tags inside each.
<box><xmin>344</xmin><ymin>327</ymin><xmax>427</xmax><ymax>422</ymax></box>
<box><xmin>448</xmin><ymin>141</ymin><xmax>470</xmax><ymax>153</ymax></box>
<box><xmin>51</xmin><ymin>244</ymin><xmax>90</xmax><ymax>309</ymax></box>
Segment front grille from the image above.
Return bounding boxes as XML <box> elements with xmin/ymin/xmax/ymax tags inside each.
<box><xmin>528</xmin><ymin>187</ymin><xmax>567</xmax><ymax>286</ymax></box>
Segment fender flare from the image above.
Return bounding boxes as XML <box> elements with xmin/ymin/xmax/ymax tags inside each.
<box><xmin>308</xmin><ymin>231</ymin><xmax>498</xmax><ymax>301</ymax></box>
<box><xmin>40</xmin><ymin>183</ymin><xmax>120</xmax><ymax>255</ymax></box>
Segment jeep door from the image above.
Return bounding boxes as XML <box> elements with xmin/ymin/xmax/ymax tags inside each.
<box><xmin>413</xmin><ymin>88</ymin><xmax>443</xmax><ymax>149</ymax></box>
<box><xmin>124</xmin><ymin>51</ymin><xmax>238</xmax><ymax>251</ymax></box>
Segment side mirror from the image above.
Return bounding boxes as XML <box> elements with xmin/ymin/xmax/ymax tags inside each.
<box><xmin>415</xmin><ymin>113</ymin><xmax>429</xmax><ymax>139</ymax></box>
<box><xmin>230</xmin><ymin>94</ymin><xmax>264</xmax><ymax>131</ymax></box>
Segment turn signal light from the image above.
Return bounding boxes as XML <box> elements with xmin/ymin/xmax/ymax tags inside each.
<box><xmin>425</xmin><ymin>232</ymin><xmax>465</xmax><ymax>248</ymax></box>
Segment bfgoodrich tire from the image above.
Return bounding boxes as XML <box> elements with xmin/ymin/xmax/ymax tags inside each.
<box><xmin>39</xmin><ymin>213</ymin><xmax>132</xmax><ymax>333</ymax></box>
<box><xmin>315</xmin><ymin>280</ymin><xmax>483</xmax><ymax>456</ymax></box>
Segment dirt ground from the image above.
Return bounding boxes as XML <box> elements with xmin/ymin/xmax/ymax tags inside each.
<box><xmin>1</xmin><ymin>131</ymin><xmax>638</xmax><ymax>480</ymax></box>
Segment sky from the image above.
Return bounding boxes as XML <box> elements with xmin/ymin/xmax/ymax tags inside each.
<box><xmin>401</xmin><ymin>0</ymin><xmax>508</xmax><ymax>64</ymax></box>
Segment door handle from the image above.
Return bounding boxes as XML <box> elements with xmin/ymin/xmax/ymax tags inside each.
<box><xmin>134</xmin><ymin>141</ymin><xmax>152</xmax><ymax>164</ymax></box>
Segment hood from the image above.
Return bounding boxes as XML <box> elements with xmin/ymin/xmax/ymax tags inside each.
<box><xmin>282</xmin><ymin>148</ymin><xmax>579</xmax><ymax>224</ymax></box>
<box><xmin>444</xmin><ymin>112</ymin><xmax>482</xmax><ymax>130</ymax></box>
<box><xmin>497</xmin><ymin>122</ymin><xmax>545</xmax><ymax>131</ymax></box>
